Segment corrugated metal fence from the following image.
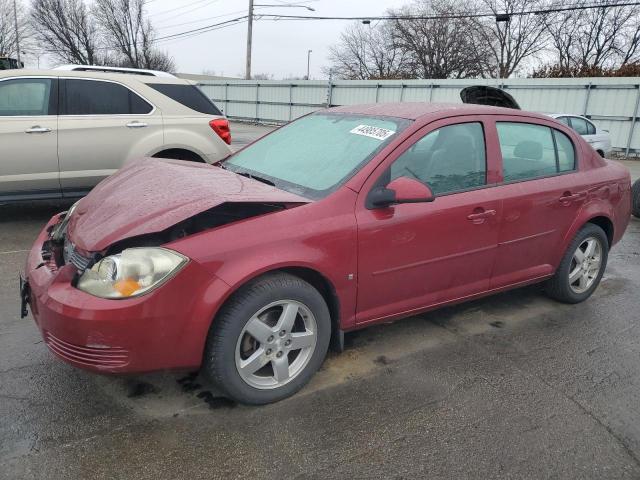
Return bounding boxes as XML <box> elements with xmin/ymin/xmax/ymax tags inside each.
<box><xmin>198</xmin><ymin>77</ymin><xmax>640</xmax><ymax>153</ymax></box>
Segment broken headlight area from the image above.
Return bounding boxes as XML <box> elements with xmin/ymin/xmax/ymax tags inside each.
<box><xmin>77</xmin><ymin>247</ymin><xmax>188</xmax><ymax>299</ymax></box>
<box><xmin>71</xmin><ymin>202</ymin><xmax>290</xmax><ymax>297</ymax></box>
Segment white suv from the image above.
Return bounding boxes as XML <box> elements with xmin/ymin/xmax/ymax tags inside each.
<box><xmin>0</xmin><ymin>69</ymin><xmax>232</xmax><ymax>202</ymax></box>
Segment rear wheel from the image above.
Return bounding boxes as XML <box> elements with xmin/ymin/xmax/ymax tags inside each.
<box><xmin>203</xmin><ymin>273</ymin><xmax>331</xmax><ymax>405</ymax></box>
<box><xmin>545</xmin><ymin>223</ymin><xmax>608</xmax><ymax>303</ymax></box>
<box><xmin>632</xmin><ymin>179</ymin><xmax>640</xmax><ymax>218</ymax></box>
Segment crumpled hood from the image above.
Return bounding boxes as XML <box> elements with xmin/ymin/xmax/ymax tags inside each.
<box><xmin>66</xmin><ymin>158</ymin><xmax>309</xmax><ymax>252</ymax></box>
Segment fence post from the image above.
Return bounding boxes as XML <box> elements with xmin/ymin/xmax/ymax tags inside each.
<box><xmin>626</xmin><ymin>85</ymin><xmax>640</xmax><ymax>156</ymax></box>
<box><xmin>289</xmin><ymin>83</ymin><xmax>293</xmax><ymax>121</ymax></box>
<box><xmin>583</xmin><ymin>82</ymin><xmax>592</xmax><ymax>116</ymax></box>
<box><xmin>224</xmin><ymin>83</ymin><xmax>229</xmax><ymax>116</ymax></box>
<box><xmin>399</xmin><ymin>83</ymin><xmax>405</xmax><ymax>102</ymax></box>
<box><xmin>375</xmin><ymin>83</ymin><xmax>380</xmax><ymax>103</ymax></box>
<box><xmin>255</xmin><ymin>83</ymin><xmax>260</xmax><ymax>122</ymax></box>
<box><xmin>429</xmin><ymin>84</ymin><xmax>434</xmax><ymax>102</ymax></box>
<box><xmin>326</xmin><ymin>72</ymin><xmax>333</xmax><ymax>107</ymax></box>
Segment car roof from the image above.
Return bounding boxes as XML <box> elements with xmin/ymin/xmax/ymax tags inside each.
<box><xmin>327</xmin><ymin>102</ymin><xmax>551</xmax><ymax>122</ymax></box>
<box><xmin>0</xmin><ymin>69</ymin><xmax>189</xmax><ymax>85</ymax></box>
<box><xmin>53</xmin><ymin>64</ymin><xmax>176</xmax><ymax>78</ymax></box>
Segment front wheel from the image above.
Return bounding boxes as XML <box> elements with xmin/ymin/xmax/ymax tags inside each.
<box><xmin>545</xmin><ymin>223</ymin><xmax>608</xmax><ymax>304</ymax></box>
<box><xmin>203</xmin><ymin>273</ymin><xmax>331</xmax><ymax>405</ymax></box>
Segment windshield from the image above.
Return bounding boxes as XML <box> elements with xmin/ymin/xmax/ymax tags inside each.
<box><xmin>225</xmin><ymin>112</ymin><xmax>411</xmax><ymax>199</ymax></box>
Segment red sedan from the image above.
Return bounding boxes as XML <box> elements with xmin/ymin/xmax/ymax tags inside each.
<box><xmin>23</xmin><ymin>102</ymin><xmax>632</xmax><ymax>404</ymax></box>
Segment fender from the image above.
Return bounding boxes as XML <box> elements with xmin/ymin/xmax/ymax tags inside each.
<box><xmin>554</xmin><ymin>197</ymin><xmax>614</xmax><ymax>268</ymax></box>
<box><xmin>168</xmin><ymin>188</ymin><xmax>360</xmax><ymax>333</ymax></box>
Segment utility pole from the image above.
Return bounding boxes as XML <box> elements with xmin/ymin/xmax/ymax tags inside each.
<box><xmin>13</xmin><ymin>0</ymin><xmax>21</xmax><ymax>65</ymax></box>
<box><xmin>246</xmin><ymin>3</ymin><xmax>315</xmax><ymax>80</ymax></box>
<box><xmin>306</xmin><ymin>49</ymin><xmax>312</xmax><ymax>80</ymax></box>
<box><xmin>245</xmin><ymin>0</ymin><xmax>254</xmax><ymax>80</ymax></box>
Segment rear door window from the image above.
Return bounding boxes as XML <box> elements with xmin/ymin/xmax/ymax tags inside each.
<box><xmin>63</xmin><ymin>79</ymin><xmax>152</xmax><ymax>115</ymax></box>
<box><xmin>147</xmin><ymin>83</ymin><xmax>222</xmax><ymax>115</ymax></box>
<box><xmin>0</xmin><ymin>78</ymin><xmax>54</xmax><ymax>116</ymax></box>
<box><xmin>497</xmin><ymin>122</ymin><xmax>576</xmax><ymax>182</ymax></box>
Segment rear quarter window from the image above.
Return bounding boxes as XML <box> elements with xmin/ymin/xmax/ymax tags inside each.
<box><xmin>147</xmin><ymin>83</ymin><xmax>222</xmax><ymax>115</ymax></box>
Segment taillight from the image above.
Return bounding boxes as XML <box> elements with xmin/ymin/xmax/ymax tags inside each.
<box><xmin>209</xmin><ymin>118</ymin><xmax>231</xmax><ymax>145</ymax></box>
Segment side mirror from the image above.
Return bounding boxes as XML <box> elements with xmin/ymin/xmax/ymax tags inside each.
<box><xmin>369</xmin><ymin>177</ymin><xmax>435</xmax><ymax>208</ymax></box>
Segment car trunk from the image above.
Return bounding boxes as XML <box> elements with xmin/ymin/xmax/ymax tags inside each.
<box><xmin>460</xmin><ymin>86</ymin><xmax>521</xmax><ymax>110</ymax></box>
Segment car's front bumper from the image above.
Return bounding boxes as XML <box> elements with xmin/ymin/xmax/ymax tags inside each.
<box><xmin>24</xmin><ymin>215</ymin><xmax>230</xmax><ymax>374</ymax></box>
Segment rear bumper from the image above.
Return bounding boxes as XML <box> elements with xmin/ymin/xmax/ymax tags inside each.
<box><xmin>25</xmin><ymin>216</ymin><xmax>230</xmax><ymax>374</ymax></box>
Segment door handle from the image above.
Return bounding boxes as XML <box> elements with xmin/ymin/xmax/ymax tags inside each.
<box><xmin>467</xmin><ymin>209</ymin><xmax>496</xmax><ymax>224</ymax></box>
<box><xmin>126</xmin><ymin>121</ymin><xmax>148</xmax><ymax>128</ymax></box>
<box><xmin>25</xmin><ymin>126</ymin><xmax>52</xmax><ymax>134</ymax></box>
<box><xmin>559</xmin><ymin>192</ymin><xmax>586</xmax><ymax>204</ymax></box>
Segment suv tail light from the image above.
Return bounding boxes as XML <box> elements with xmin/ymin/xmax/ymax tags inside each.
<box><xmin>209</xmin><ymin>118</ymin><xmax>231</xmax><ymax>145</ymax></box>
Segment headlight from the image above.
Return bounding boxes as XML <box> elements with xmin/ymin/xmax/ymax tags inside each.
<box><xmin>51</xmin><ymin>200</ymin><xmax>80</xmax><ymax>242</ymax></box>
<box><xmin>77</xmin><ymin>248</ymin><xmax>188</xmax><ymax>299</ymax></box>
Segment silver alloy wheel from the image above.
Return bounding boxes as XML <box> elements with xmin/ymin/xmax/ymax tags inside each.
<box><xmin>568</xmin><ymin>237</ymin><xmax>603</xmax><ymax>294</ymax></box>
<box><xmin>234</xmin><ymin>300</ymin><xmax>318</xmax><ymax>389</ymax></box>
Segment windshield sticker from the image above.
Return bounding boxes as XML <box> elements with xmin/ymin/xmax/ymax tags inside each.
<box><xmin>350</xmin><ymin>124</ymin><xmax>396</xmax><ymax>140</ymax></box>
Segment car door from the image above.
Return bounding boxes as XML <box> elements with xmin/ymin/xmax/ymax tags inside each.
<box><xmin>0</xmin><ymin>76</ymin><xmax>60</xmax><ymax>198</ymax></box>
<box><xmin>57</xmin><ymin>78</ymin><xmax>163</xmax><ymax>194</ymax></box>
<box><xmin>489</xmin><ymin>117</ymin><xmax>587</xmax><ymax>288</ymax></box>
<box><xmin>355</xmin><ymin>118</ymin><xmax>502</xmax><ymax>325</ymax></box>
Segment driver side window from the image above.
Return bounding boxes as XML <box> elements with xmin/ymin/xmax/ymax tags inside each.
<box><xmin>389</xmin><ymin>122</ymin><xmax>486</xmax><ymax>196</ymax></box>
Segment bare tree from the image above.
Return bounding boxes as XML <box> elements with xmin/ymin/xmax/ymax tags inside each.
<box><xmin>473</xmin><ymin>0</ymin><xmax>548</xmax><ymax>78</ymax></box>
<box><xmin>389</xmin><ymin>0</ymin><xmax>492</xmax><ymax>79</ymax></box>
<box><xmin>327</xmin><ymin>22</ymin><xmax>407</xmax><ymax>79</ymax></box>
<box><xmin>0</xmin><ymin>0</ymin><xmax>30</xmax><ymax>58</ymax></box>
<box><xmin>93</xmin><ymin>0</ymin><xmax>174</xmax><ymax>71</ymax></box>
<box><xmin>31</xmin><ymin>0</ymin><xmax>101</xmax><ymax>64</ymax></box>
<box><xmin>544</xmin><ymin>1</ymin><xmax>640</xmax><ymax>71</ymax></box>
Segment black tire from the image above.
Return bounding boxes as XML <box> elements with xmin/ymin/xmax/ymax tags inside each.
<box><xmin>203</xmin><ymin>272</ymin><xmax>331</xmax><ymax>405</ymax></box>
<box><xmin>632</xmin><ymin>178</ymin><xmax>640</xmax><ymax>219</ymax></box>
<box><xmin>545</xmin><ymin>223</ymin><xmax>609</xmax><ymax>304</ymax></box>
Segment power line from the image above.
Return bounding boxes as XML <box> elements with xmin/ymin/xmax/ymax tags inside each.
<box><xmin>251</xmin><ymin>1</ymin><xmax>640</xmax><ymax>22</ymax></box>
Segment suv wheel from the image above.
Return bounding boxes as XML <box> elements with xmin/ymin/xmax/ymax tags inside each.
<box><xmin>203</xmin><ymin>273</ymin><xmax>331</xmax><ymax>405</ymax></box>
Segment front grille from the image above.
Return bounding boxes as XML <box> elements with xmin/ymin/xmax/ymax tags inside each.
<box><xmin>63</xmin><ymin>239</ymin><xmax>92</xmax><ymax>272</ymax></box>
<box><xmin>44</xmin><ymin>331</ymin><xmax>130</xmax><ymax>368</ymax></box>
<box><xmin>68</xmin><ymin>249</ymin><xmax>92</xmax><ymax>271</ymax></box>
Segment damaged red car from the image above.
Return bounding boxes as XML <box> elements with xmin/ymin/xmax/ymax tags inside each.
<box><xmin>23</xmin><ymin>102</ymin><xmax>631</xmax><ymax>404</ymax></box>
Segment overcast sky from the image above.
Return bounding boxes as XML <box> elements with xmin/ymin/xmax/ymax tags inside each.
<box><xmin>142</xmin><ymin>0</ymin><xmax>408</xmax><ymax>78</ymax></box>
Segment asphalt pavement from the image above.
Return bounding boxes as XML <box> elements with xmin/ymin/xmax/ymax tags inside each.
<box><xmin>1</xmin><ymin>123</ymin><xmax>640</xmax><ymax>479</ymax></box>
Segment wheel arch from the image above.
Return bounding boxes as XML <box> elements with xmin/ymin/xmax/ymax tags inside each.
<box><xmin>586</xmin><ymin>215</ymin><xmax>614</xmax><ymax>248</ymax></box>
<box><xmin>152</xmin><ymin>148</ymin><xmax>205</xmax><ymax>162</ymax></box>
<box><xmin>207</xmin><ymin>265</ymin><xmax>343</xmax><ymax>357</ymax></box>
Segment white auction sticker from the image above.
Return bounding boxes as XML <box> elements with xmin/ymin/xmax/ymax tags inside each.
<box><xmin>350</xmin><ymin>124</ymin><xmax>396</xmax><ymax>140</ymax></box>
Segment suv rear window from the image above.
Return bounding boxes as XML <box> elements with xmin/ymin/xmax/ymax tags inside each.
<box><xmin>148</xmin><ymin>83</ymin><xmax>222</xmax><ymax>115</ymax></box>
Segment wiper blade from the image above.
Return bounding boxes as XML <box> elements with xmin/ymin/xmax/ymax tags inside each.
<box><xmin>235</xmin><ymin>171</ymin><xmax>275</xmax><ymax>186</ymax></box>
